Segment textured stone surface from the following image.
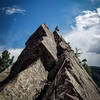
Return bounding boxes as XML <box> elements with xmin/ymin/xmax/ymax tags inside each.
<box><xmin>0</xmin><ymin>24</ymin><xmax>100</xmax><ymax>100</ymax></box>
<box><xmin>37</xmin><ymin>30</ymin><xmax>100</xmax><ymax>100</ymax></box>
<box><xmin>0</xmin><ymin>24</ymin><xmax>57</xmax><ymax>100</ymax></box>
<box><xmin>0</xmin><ymin>59</ymin><xmax>48</xmax><ymax>100</ymax></box>
<box><xmin>0</xmin><ymin>68</ymin><xmax>10</xmax><ymax>82</ymax></box>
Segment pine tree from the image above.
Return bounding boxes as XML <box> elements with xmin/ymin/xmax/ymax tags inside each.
<box><xmin>0</xmin><ymin>50</ymin><xmax>14</xmax><ymax>73</ymax></box>
<box><xmin>82</xmin><ymin>59</ymin><xmax>92</xmax><ymax>76</ymax></box>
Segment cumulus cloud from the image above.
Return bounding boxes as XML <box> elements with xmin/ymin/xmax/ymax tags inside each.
<box><xmin>64</xmin><ymin>8</ymin><xmax>100</xmax><ymax>66</ymax></box>
<box><xmin>2</xmin><ymin>6</ymin><xmax>25</xmax><ymax>15</ymax></box>
<box><xmin>76</xmin><ymin>8</ymin><xmax>100</xmax><ymax>30</ymax></box>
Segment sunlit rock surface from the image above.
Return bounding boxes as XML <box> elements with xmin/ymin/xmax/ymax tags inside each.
<box><xmin>0</xmin><ymin>24</ymin><xmax>100</xmax><ymax>100</ymax></box>
<box><xmin>0</xmin><ymin>68</ymin><xmax>10</xmax><ymax>82</ymax></box>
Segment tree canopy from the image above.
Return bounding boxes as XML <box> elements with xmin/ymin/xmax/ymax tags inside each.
<box><xmin>0</xmin><ymin>50</ymin><xmax>14</xmax><ymax>73</ymax></box>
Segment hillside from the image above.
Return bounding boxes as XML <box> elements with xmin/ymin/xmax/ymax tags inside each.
<box><xmin>91</xmin><ymin>66</ymin><xmax>100</xmax><ymax>88</ymax></box>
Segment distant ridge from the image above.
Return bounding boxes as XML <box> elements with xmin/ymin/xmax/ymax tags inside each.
<box><xmin>90</xmin><ymin>66</ymin><xmax>100</xmax><ymax>88</ymax></box>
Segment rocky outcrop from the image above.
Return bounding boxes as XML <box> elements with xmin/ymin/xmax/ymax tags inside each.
<box><xmin>0</xmin><ymin>68</ymin><xmax>10</xmax><ymax>82</ymax></box>
<box><xmin>0</xmin><ymin>24</ymin><xmax>100</xmax><ymax>100</ymax></box>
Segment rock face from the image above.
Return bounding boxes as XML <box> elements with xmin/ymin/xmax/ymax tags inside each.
<box><xmin>0</xmin><ymin>24</ymin><xmax>100</xmax><ymax>100</ymax></box>
<box><xmin>0</xmin><ymin>68</ymin><xmax>10</xmax><ymax>82</ymax></box>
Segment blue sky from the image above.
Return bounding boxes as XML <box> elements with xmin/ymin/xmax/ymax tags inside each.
<box><xmin>0</xmin><ymin>0</ymin><xmax>100</xmax><ymax>48</ymax></box>
<box><xmin>0</xmin><ymin>0</ymin><xmax>100</xmax><ymax>66</ymax></box>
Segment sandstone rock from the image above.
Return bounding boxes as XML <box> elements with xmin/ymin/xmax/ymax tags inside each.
<box><xmin>0</xmin><ymin>24</ymin><xmax>100</xmax><ymax>100</ymax></box>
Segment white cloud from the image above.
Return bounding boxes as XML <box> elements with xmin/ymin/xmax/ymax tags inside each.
<box><xmin>8</xmin><ymin>48</ymin><xmax>23</xmax><ymax>62</ymax></box>
<box><xmin>64</xmin><ymin>8</ymin><xmax>100</xmax><ymax>66</ymax></box>
<box><xmin>80</xmin><ymin>52</ymin><xmax>100</xmax><ymax>66</ymax></box>
<box><xmin>76</xmin><ymin>9</ymin><xmax>100</xmax><ymax>30</ymax></box>
<box><xmin>0</xmin><ymin>46</ymin><xmax>23</xmax><ymax>62</ymax></box>
<box><xmin>2</xmin><ymin>6</ymin><xmax>25</xmax><ymax>15</ymax></box>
